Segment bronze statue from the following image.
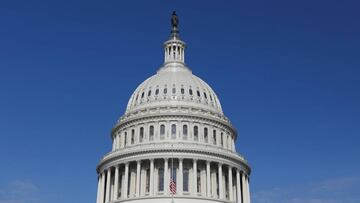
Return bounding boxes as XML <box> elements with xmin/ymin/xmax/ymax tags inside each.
<box><xmin>171</xmin><ymin>11</ymin><xmax>179</xmax><ymax>29</ymax></box>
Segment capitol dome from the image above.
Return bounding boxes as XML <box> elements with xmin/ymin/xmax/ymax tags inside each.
<box><xmin>125</xmin><ymin>65</ymin><xmax>223</xmax><ymax>116</ymax></box>
<box><xmin>96</xmin><ymin>12</ymin><xmax>251</xmax><ymax>203</ymax></box>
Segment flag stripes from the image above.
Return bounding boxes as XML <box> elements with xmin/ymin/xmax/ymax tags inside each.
<box><xmin>170</xmin><ymin>179</ymin><xmax>176</xmax><ymax>194</ymax></box>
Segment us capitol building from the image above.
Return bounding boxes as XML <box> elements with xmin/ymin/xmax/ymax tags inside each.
<box><xmin>96</xmin><ymin>12</ymin><xmax>251</xmax><ymax>203</ymax></box>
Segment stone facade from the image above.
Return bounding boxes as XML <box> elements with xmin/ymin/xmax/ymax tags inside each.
<box><xmin>96</xmin><ymin>14</ymin><xmax>251</xmax><ymax>203</ymax></box>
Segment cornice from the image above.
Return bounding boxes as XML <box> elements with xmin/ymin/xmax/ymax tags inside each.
<box><xmin>97</xmin><ymin>142</ymin><xmax>251</xmax><ymax>174</ymax></box>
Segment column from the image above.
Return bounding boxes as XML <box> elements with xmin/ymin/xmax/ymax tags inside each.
<box><xmin>246</xmin><ymin>176</ymin><xmax>251</xmax><ymax>203</ymax></box>
<box><xmin>100</xmin><ymin>172</ymin><xmax>106</xmax><ymax>203</ymax></box>
<box><xmin>112</xmin><ymin>137</ymin><xmax>115</xmax><ymax>150</ymax></box>
<box><xmin>228</xmin><ymin>167</ymin><xmax>233</xmax><ymax>201</ymax></box>
<box><xmin>192</xmin><ymin>159</ymin><xmax>197</xmax><ymax>196</ymax></box>
<box><xmin>206</xmin><ymin>161</ymin><xmax>211</xmax><ymax>197</ymax></box>
<box><xmin>218</xmin><ymin>164</ymin><xmax>223</xmax><ymax>199</ymax></box>
<box><xmin>164</xmin><ymin>158</ymin><xmax>169</xmax><ymax>195</ymax></box>
<box><xmin>114</xmin><ymin>165</ymin><xmax>119</xmax><ymax>200</ymax></box>
<box><xmin>123</xmin><ymin>163</ymin><xmax>129</xmax><ymax>199</ymax></box>
<box><xmin>105</xmin><ymin>169</ymin><xmax>111</xmax><ymax>202</ymax></box>
<box><xmin>150</xmin><ymin>159</ymin><xmax>154</xmax><ymax>195</ymax></box>
<box><xmin>179</xmin><ymin>158</ymin><xmax>183</xmax><ymax>194</ymax></box>
<box><xmin>136</xmin><ymin>161</ymin><xmax>141</xmax><ymax>197</ymax></box>
<box><xmin>96</xmin><ymin>174</ymin><xmax>101</xmax><ymax>203</ymax></box>
<box><xmin>241</xmin><ymin>172</ymin><xmax>247</xmax><ymax>203</ymax></box>
<box><xmin>236</xmin><ymin>170</ymin><xmax>242</xmax><ymax>203</ymax></box>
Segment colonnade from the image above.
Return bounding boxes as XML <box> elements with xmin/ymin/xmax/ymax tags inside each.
<box><xmin>113</xmin><ymin>123</ymin><xmax>236</xmax><ymax>152</ymax></box>
<box><xmin>96</xmin><ymin>158</ymin><xmax>250</xmax><ymax>203</ymax></box>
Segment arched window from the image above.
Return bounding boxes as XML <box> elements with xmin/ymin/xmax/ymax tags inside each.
<box><xmin>149</xmin><ymin>125</ymin><xmax>154</xmax><ymax>141</ymax></box>
<box><xmin>131</xmin><ymin>129</ymin><xmax>135</xmax><ymax>144</ymax></box>
<box><xmin>164</xmin><ymin>88</ymin><xmax>167</xmax><ymax>94</ymax></box>
<box><xmin>183</xmin><ymin>125</ymin><xmax>188</xmax><ymax>140</ymax></box>
<box><xmin>181</xmin><ymin>88</ymin><xmax>185</xmax><ymax>94</ymax></box>
<box><xmin>197</xmin><ymin>90</ymin><xmax>201</xmax><ymax>97</ymax></box>
<box><xmin>213</xmin><ymin>130</ymin><xmax>217</xmax><ymax>145</ymax></box>
<box><xmin>141</xmin><ymin>92</ymin><xmax>145</xmax><ymax>98</ymax></box>
<box><xmin>183</xmin><ymin>168</ymin><xmax>189</xmax><ymax>192</ymax></box>
<box><xmin>139</xmin><ymin>127</ymin><xmax>144</xmax><ymax>143</ymax></box>
<box><xmin>124</xmin><ymin>132</ymin><xmax>127</xmax><ymax>146</ymax></box>
<box><xmin>204</xmin><ymin>92</ymin><xmax>207</xmax><ymax>99</ymax></box>
<box><xmin>155</xmin><ymin>89</ymin><xmax>159</xmax><ymax>95</ymax></box>
<box><xmin>160</xmin><ymin>125</ymin><xmax>165</xmax><ymax>140</ymax></box>
<box><xmin>158</xmin><ymin>167</ymin><xmax>164</xmax><ymax>192</ymax></box>
<box><xmin>204</xmin><ymin>127</ymin><xmax>208</xmax><ymax>143</ymax></box>
<box><xmin>194</xmin><ymin>126</ymin><xmax>198</xmax><ymax>141</ymax></box>
<box><xmin>171</xmin><ymin>124</ymin><xmax>176</xmax><ymax>139</ymax></box>
<box><xmin>148</xmin><ymin>90</ymin><xmax>151</xmax><ymax>97</ymax></box>
<box><xmin>189</xmin><ymin>89</ymin><xmax>193</xmax><ymax>95</ymax></box>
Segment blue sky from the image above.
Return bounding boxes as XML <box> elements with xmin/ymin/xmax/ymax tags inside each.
<box><xmin>0</xmin><ymin>0</ymin><xmax>359</xmax><ymax>203</ymax></box>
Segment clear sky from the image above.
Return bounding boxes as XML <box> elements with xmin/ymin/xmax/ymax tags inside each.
<box><xmin>0</xmin><ymin>0</ymin><xmax>359</xmax><ymax>203</ymax></box>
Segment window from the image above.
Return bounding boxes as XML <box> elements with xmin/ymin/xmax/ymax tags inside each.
<box><xmin>135</xmin><ymin>94</ymin><xmax>139</xmax><ymax>101</ymax></box>
<box><xmin>118</xmin><ymin>174</ymin><xmax>123</xmax><ymax>198</ymax></box>
<box><xmin>171</xmin><ymin>124</ymin><xmax>176</xmax><ymax>139</ymax></box>
<box><xmin>149</xmin><ymin>125</ymin><xmax>154</xmax><ymax>141</ymax></box>
<box><xmin>172</xmin><ymin>87</ymin><xmax>176</xmax><ymax>94</ymax></box>
<box><xmin>141</xmin><ymin>92</ymin><xmax>144</xmax><ymax>98</ymax></box>
<box><xmin>131</xmin><ymin>129</ymin><xmax>135</xmax><ymax>144</ymax></box>
<box><xmin>171</xmin><ymin>164</ymin><xmax>177</xmax><ymax>190</ymax></box>
<box><xmin>163</xmin><ymin>88</ymin><xmax>167</xmax><ymax>94</ymax></box>
<box><xmin>139</xmin><ymin>127</ymin><xmax>144</xmax><ymax>143</ymax></box>
<box><xmin>155</xmin><ymin>89</ymin><xmax>159</xmax><ymax>95</ymax></box>
<box><xmin>183</xmin><ymin>125</ymin><xmax>188</xmax><ymax>140</ymax></box>
<box><xmin>148</xmin><ymin>90</ymin><xmax>151</xmax><ymax>96</ymax></box>
<box><xmin>183</xmin><ymin>168</ymin><xmax>189</xmax><ymax>192</ymax></box>
<box><xmin>197</xmin><ymin>90</ymin><xmax>201</xmax><ymax>97</ymax></box>
<box><xmin>213</xmin><ymin>130</ymin><xmax>217</xmax><ymax>145</ymax></box>
<box><xmin>216</xmin><ymin>171</ymin><xmax>219</xmax><ymax>196</ymax></box>
<box><xmin>197</xmin><ymin>169</ymin><xmax>201</xmax><ymax>193</ymax></box>
<box><xmin>181</xmin><ymin>88</ymin><xmax>184</xmax><ymax>94</ymax></box>
<box><xmin>194</xmin><ymin>126</ymin><xmax>198</xmax><ymax>141</ymax></box>
<box><xmin>204</xmin><ymin>128</ymin><xmax>208</xmax><ymax>143</ymax></box>
<box><xmin>160</xmin><ymin>125</ymin><xmax>165</xmax><ymax>140</ymax></box>
<box><xmin>204</xmin><ymin>92</ymin><xmax>207</xmax><ymax>99</ymax></box>
<box><xmin>124</xmin><ymin>132</ymin><xmax>127</xmax><ymax>146</ymax></box>
<box><xmin>225</xmin><ymin>174</ymin><xmax>229</xmax><ymax>199</ymax></box>
<box><xmin>146</xmin><ymin>168</ymin><xmax>150</xmax><ymax>192</ymax></box>
<box><xmin>189</xmin><ymin>89</ymin><xmax>193</xmax><ymax>95</ymax></box>
<box><xmin>128</xmin><ymin>172</ymin><xmax>131</xmax><ymax>195</ymax></box>
<box><xmin>158</xmin><ymin>168</ymin><xmax>164</xmax><ymax>192</ymax></box>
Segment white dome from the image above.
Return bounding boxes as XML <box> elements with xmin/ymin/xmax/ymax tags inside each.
<box><xmin>125</xmin><ymin>63</ymin><xmax>223</xmax><ymax>115</ymax></box>
<box><xmin>96</xmin><ymin>13</ymin><xmax>251</xmax><ymax>203</ymax></box>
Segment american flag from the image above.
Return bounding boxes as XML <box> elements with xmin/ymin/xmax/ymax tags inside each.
<box><xmin>170</xmin><ymin>178</ymin><xmax>176</xmax><ymax>194</ymax></box>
